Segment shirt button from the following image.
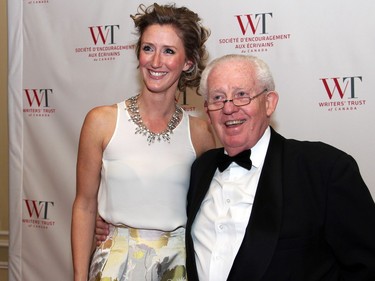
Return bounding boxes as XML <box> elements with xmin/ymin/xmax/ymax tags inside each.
<box><xmin>226</xmin><ymin>199</ymin><xmax>231</xmax><ymax>204</ymax></box>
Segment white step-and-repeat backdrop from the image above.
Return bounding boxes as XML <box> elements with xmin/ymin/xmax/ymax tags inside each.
<box><xmin>8</xmin><ymin>0</ymin><xmax>375</xmax><ymax>279</ymax></box>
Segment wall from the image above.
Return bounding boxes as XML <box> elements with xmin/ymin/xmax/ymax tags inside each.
<box><xmin>0</xmin><ymin>0</ymin><xmax>9</xmax><ymax>279</ymax></box>
<box><xmin>7</xmin><ymin>1</ymin><xmax>375</xmax><ymax>279</ymax></box>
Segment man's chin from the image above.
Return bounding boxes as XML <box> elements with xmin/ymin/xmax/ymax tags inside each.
<box><xmin>222</xmin><ymin>139</ymin><xmax>248</xmax><ymax>153</ymax></box>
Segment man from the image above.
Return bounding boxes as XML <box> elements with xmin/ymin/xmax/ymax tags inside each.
<box><xmin>185</xmin><ymin>54</ymin><xmax>375</xmax><ymax>281</ymax></box>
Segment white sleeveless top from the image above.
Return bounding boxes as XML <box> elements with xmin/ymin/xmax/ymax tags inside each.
<box><xmin>97</xmin><ymin>101</ymin><xmax>196</xmax><ymax>231</ymax></box>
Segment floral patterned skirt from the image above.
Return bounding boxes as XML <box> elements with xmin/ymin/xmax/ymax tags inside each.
<box><xmin>89</xmin><ymin>225</ymin><xmax>187</xmax><ymax>281</ymax></box>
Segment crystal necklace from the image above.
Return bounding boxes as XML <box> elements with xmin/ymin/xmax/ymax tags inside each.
<box><xmin>126</xmin><ymin>94</ymin><xmax>183</xmax><ymax>145</ymax></box>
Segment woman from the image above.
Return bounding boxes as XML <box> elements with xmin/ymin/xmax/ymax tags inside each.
<box><xmin>71</xmin><ymin>3</ymin><xmax>215</xmax><ymax>281</ymax></box>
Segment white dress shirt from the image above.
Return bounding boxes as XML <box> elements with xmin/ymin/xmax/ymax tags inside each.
<box><xmin>192</xmin><ymin>127</ymin><xmax>271</xmax><ymax>281</ymax></box>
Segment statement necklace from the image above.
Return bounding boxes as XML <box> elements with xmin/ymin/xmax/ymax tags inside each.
<box><xmin>126</xmin><ymin>94</ymin><xmax>183</xmax><ymax>145</ymax></box>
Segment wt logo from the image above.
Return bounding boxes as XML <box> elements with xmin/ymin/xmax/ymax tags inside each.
<box><xmin>235</xmin><ymin>13</ymin><xmax>273</xmax><ymax>35</ymax></box>
<box><xmin>176</xmin><ymin>90</ymin><xmax>197</xmax><ymax>113</ymax></box>
<box><xmin>320</xmin><ymin>76</ymin><xmax>362</xmax><ymax>99</ymax></box>
<box><xmin>24</xmin><ymin>89</ymin><xmax>53</xmax><ymax>107</ymax></box>
<box><xmin>179</xmin><ymin>90</ymin><xmax>188</xmax><ymax>105</ymax></box>
<box><xmin>89</xmin><ymin>25</ymin><xmax>120</xmax><ymax>45</ymax></box>
<box><xmin>24</xmin><ymin>199</ymin><xmax>54</xmax><ymax>220</ymax></box>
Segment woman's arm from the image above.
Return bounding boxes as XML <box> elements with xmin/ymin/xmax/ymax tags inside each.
<box><xmin>71</xmin><ymin>105</ymin><xmax>116</xmax><ymax>281</ymax></box>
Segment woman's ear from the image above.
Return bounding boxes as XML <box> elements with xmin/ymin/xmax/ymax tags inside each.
<box><xmin>183</xmin><ymin>60</ymin><xmax>194</xmax><ymax>72</ymax></box>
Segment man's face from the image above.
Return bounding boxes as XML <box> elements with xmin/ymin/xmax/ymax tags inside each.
<box><xmin>206</xmin><ymin>59</ymin><xmax>278</xmax><ymax>156</ymax></box>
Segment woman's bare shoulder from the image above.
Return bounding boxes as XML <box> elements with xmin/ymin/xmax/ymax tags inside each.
<box><xmin>189</xmin><ymin>115</ymin><xmax>216</xmax><ymax>157</ymax></box>
<box><xmin>80</xmin><ymin>104</ymin><xmax>118</xmax><ymax>148</ymax></box>
<box><xmin>85</xmin><ymin>104</ymin><xmax>117</xmax><ymax>121</ymax></box>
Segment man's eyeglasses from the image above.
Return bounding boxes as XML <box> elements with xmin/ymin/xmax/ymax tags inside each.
<box><xmin>206</xmin><ymin>88</ymin><xmax>268</xmax><ymax>111</ymax></box>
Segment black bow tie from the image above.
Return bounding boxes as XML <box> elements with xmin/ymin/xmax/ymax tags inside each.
<box><xmin>217</xmin><ymin>149</ymin><xmax>252</xmax><ymax>172</ymax></box>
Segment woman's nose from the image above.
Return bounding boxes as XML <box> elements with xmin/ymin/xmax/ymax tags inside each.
<box><xmin>151</xmin><ymin>53</ymin><xmax>161</xmax><ymax>68</ymax></box>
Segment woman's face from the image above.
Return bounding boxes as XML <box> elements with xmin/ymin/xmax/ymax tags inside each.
<box><xmin>139</xmin><ymin>24</ymin><xmax>192</xmax><ymax>95</ymax></box>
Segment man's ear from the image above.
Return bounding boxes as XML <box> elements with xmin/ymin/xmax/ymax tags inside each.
<box><xmin>265</xmin><ymin>91</ymin><xmax>279</xmax><ymax>117</ymax></box>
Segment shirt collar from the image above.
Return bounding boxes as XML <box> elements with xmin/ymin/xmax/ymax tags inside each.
<box><xmin>251</xmin><ymin>126</ymin><xmax>271</xmax><ymax>169</ymax></box>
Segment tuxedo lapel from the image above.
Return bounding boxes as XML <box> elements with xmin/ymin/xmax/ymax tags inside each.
<box><xmin>228</xmin><ymin>128</ymin><xmax>284</xmax><ymax>281</ymax></box>
<box><xmin>186</xmin><ymin>148</ymin><xmax>223</xmax><ymax>280</ymax></box>
<box><xmin>187</xmin><ymin>148</ymin><xmax>222</xmax><ymax>223</ymax></box>
<box><xmin>186</xmin><ymin>149</ymin><xmax>222</xmax><ymax>281</ymax></box>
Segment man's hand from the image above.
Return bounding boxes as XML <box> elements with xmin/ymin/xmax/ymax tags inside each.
<box><xmin>95</xmin><ymin>216</ymin><xmax>110</xmax><ymax>246</ymax></box>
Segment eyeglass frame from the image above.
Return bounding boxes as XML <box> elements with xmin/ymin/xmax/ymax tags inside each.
<box><xmin>205</xmin><ymin>88</ymin><xmax>269</xmax><ymax>111</ymax></box>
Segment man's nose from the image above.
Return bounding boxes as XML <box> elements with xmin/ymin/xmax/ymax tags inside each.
<box><xmin>222</xmin><ymin>99</ymin><xmax>239</xmax><ymax>114</ymax></box>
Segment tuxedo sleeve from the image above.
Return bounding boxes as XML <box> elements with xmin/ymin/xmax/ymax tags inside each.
<box><xmin>324</xmin><ymin>152</ymin><xmax>375</xmax><ymax>280</ymax></box>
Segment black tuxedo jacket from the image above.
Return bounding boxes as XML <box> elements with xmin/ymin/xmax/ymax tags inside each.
<box><xmin>186</xmin><ymin>127</ymin><xmax>375</xmax><ymax>281</ymax></box>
